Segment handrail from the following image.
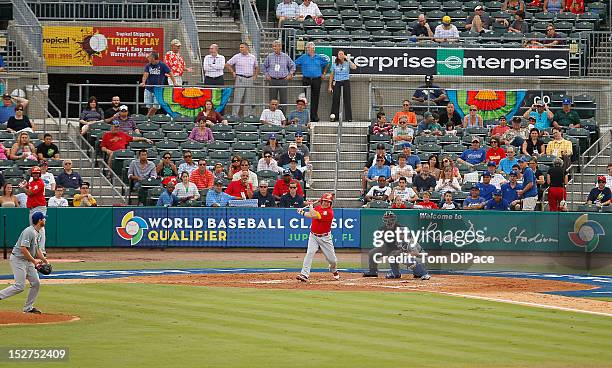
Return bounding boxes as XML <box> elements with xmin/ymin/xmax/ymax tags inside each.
<box><xmin>180</xmin><ymin>0</ymin><xmax>203</xmax><ymax>68</ymax></box>
<box><xmin>10</xmin><ymin>0</ymin><xmax>43</xmax><ymax>55</ymax></box>
<box><xmin>26</xmin><ymin>0</ymin><xmax>180</xmax><ymax>21</ymax></box>
<box><xmin>239</xmin><ymin>0</ymin><xmax>262</xmax><ymax>57</ymax></box>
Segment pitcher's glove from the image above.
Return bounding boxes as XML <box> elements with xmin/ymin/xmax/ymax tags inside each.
<box><xmin>36</xmin><ymin>263</ymin><xmax>53</xmax><ymax>275</ymax></box>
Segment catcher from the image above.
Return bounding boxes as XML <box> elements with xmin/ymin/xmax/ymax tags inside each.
<box><xmin>0</xmin><ymin>212</ymin><xmax>51</xmax><ymax>314</ymax></box>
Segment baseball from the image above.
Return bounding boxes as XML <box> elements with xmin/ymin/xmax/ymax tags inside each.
<box><xmin>330</xmin><ymin>114</ymin><xmax>336</xmax><ymax>120</ymax></box>
<box><xmin>89</xmin><ymin>34</ymin><xmax>108</xmax><ymax>52</ymax></box>
<box><xmin>125</xmin><ymin>221</ymin><xmax>140</xmax><ymax>236</ymax></box>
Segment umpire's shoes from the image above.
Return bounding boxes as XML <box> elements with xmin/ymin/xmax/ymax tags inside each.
<box><xmin>421</xmin><ymin>274</ymin><xmax>431</xmax><ymax>280</ymax></box>
<box><xmin>385</xmin><ymin>273</ymin><xmax>401</xmax><ymax>279</ymax></box>
<box><xmin>332</xmin><ymin>271</ymin><xmax>340</xmax><ymax>280</ymax></box>
<box><xmin>296</xmin><ymin>274</ymin><xmax>309</xmax><ymax>282</ymax></box>
<box><xmin>24</xmin><ymin>308</ymin><xmax>42</xmax><ymax>314</ymax></box>
<box><xmin>362</xmin><ymin>272</ymin><xmax>378</xmax><ymax>277</ymax></box>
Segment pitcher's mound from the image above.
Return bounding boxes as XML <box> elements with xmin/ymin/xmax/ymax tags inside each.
<box><xmin>0</xmin><ymin>311</ymin><xmax>79</xmax><ymax>326</ymax></box>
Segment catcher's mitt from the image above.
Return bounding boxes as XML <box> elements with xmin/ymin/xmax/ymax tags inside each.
<box><xmin>36</xmin><ymin>263</ymin><xmax>52</xmax><ymax>275</ymax></box>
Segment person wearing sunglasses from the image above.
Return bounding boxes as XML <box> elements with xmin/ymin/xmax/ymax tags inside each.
<box><xmin>279</xmin><ymin>181</ymin><xmax>304</xmax><ymax>208</ymax></box>
<box><xmin>6</xmin><ymin>103</ymin><xmax>33</xmax><ymax>133</ymax></box>
<box><xmin>231</xmin><ymin>159</ymin><xmax>258</xmax><ymax>187</ymax></box>
<box><xmin>156</xmin><ymin>152</ymin><xmax>178</xmax><ymax>181</ymax></box>
<box><xmin>257</xmin><ymin>151</ymin><xmax>282</xmax><ymax>174</ymax></box>
<box><xmin>253</xmin><ymin>180</ymin><xmax>276</xmax><ymax>207</ymax></box>
<box><xmin>391</xmin><ymin>100</ymin><xmax>417</xmax><ymax>126</ymax></box>
<box><xmin>177</xmin><ymin>150</ymin><xmax>198</xmax><ymax>176</ymax></box>
<box><xmin>227</xmin><ymin>155</ymin><xmax>243</xmax><ymax>178</ymax></box>
<box><xmin>586</xmin><ymin>175</ymin><xmax>611</xmax><ymax>207</ymax></box>
<box><xmin>462</xmin><ymin>105</ymin><xmax>484</xmax><ymax>129</ymax></box>
<box><xmin>56</xmin><ymin>160</ymin><xmax>83</xmax><ymax>190</ymax></box>
<box><xmin>128</xmin><ymin>149</ymin><xmax>158</xmax><ymax>204</ymax></box>
<box><xmin>72</xmin><ymin>181</ymin><xmax>97</xmax><ymax>207</ymax></box>
<box><xmin>190</xmin><ymin>159</ymin><xmax>215</xmax><ymax>190</ymax></box>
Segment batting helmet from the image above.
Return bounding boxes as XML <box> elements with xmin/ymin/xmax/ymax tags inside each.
<box><xmin>31</xmin><ymin>166</ymin><xmax>41</xmax><ymax>174</ymax></box>
<box><xmin>320</xmin><ymin>193</ymin><xmax>334</xmax><ymax>204</ymax></box>
<box><xmin>383</xmin><ymin>211</ymin><xmax>397</xmax><ymax>228</ymax></box>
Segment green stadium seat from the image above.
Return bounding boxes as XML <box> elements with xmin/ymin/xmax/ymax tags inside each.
<box><xmin>361</xmin><ymin>9</ymin><xmax>382</xmax><ymax>20</ymax></box>
<box><xmin>2</xmin><ymin>166</ymin><xmax>23</xmax><ymax>178</ymax></box>
<box><xmin>236</xmin><ymin>133</ymin><xmax>259</xmax><ymax>142</ymax></box>
<box><xmin>369</xmin><ymin>200</ymin><xmax>390</xmax><ymax>208</ymax></box>
<box><xmin>426</xmin><ymin>10</ymin><xmax>446</xmax><ymax>20</ymax></box>
<box><xmin>402</xmin><ymin>9</ymin><xmax>421</xmax><ymax>21</ymax></box>
<box><xmin>329</xmin><ymin>29</ymin><xmax>351</xmax><ymax>37</ymax></box>
<box><xmin>577</xmin><ymin>204</ymin><xmax>600</xmax><ymax>213</ymax></box>
<box><xmin>343</xmin><ymin>18</ymin><xmax>364</xmax><ymax>30</ymax></box>
<box><xmin>382</xmin><ymin>9</ymin><xmax>402</xmax><ymax>20</ymax></box>
<box><xmin>448</xmin><ymin>9</ymin><xmax>468</xmax><ymax>19</ymax></box>
<box><xmin>534</xmin><ymin>12</ymin><xmax>555</xmax><ymax>22</ymax></box>
<box><xmin>234</xmin><ymin>123</ymin><xmax>258</xmax><ymax>133</ymax></box>
<box><xmin>444</xmin><ymin>143</ymin><xmax>465</xmax><ymax>153</ymax></box>
<box><xmin>303</xmin><ymin>18</ymin><xmax>320</xmax><ymax>29</ymax></box>
<box><xmin>208</xmin><ymin>141</ymin><xmax>231</xmax><ymax>151</ymax></box>
<box><xmin>211</xmin><ymin>124</ymin><xmax>233</xmax><ymax>133</ymax></box>
<box><xmin>356</xmin><ymin>0</ymin><xmax>378</xmax><ymax>10</ymax></box>
<box><xmin>181</xmin><ymin>141</ymin><xmax>207</xmax><ymax>153</ymax></box>
<box><xmin>555</xmin><ymin>12</ymin><xmax>576</xmax><ymax>22</ymax></box>
<box><xmin>209</xmin><ymin>151</ymin><xmax>232</xmax><ymax>161</ymax></box>
<box><xmin>485</xmin><ymin>1</ymin><xmax>503</xmax><ymax>10</ymax></box>
<box><xmin>421</xmin><ymin>0</ymin><xmax>442</xmax><ymax>12</ymax></box>
<box><xmin>233</xmin><ymin>141</ymin><xmax>257</xmax><ymax>151</ymax></box>
<box><xmin>143</xmin><ymin>131</ymin><xmax>165</xmax><ymax>142</ymax></box>
<box><xmin>323</xmin><ymin>18</ymin><xmax>343</xmax><ymax>29</ymax></box>
<box><xmin>321</xmin><ymin>8</ymin><xmax>339</xmax><ymax>17</ymax></box>
<box><xmin>442</xmin><ymin>0</ymin><xmax>463</xmax><ymax>11</ymax></box>
<box><xmin>147</xmin><ymin>187</ymin><xmax>165</xmax><ymax>206</ymax></box>
<box><xmin>214</xmin><ymin>131</ymin><xmax>237</xmax><ymax>142</ymax></box>
<box><xmin>372</xmin><ymin>29</ymin><xmax>393</xmax><ymax>40</ymax></box>
<box><xmin>379</xmin><ymin>0</ymin><xmax>399</xmax><ymax>10</ymax></box>
<box><xmin>137</xmin><ymin>122</ymin><xmax>159</xmax><ymax>132</ymax></box>
<box><xmin>385</xmin><ymin>19</ymin><xmax>406</xmax><ymax>31</ymax></box>
<box><xmin>165</xmin><ymin>131</ymin><xmax>189</xmax><ymax>143</ymax></box>
<box><xmin>156</xmin><ymin>139</ymin><xmax>180</xmax><ymax>150</ymax></box>
<box><xmin>150</xmin><ymin>115</ymin><xmax>172</xmax><ymax>124</ymax></box>
<box><xmin>365</xmin><ymin>20</ymin><xmax>386</xmax><ymax>31</ymax></box>
<box><xmin>130</xmin><ymin>114</ymin><xmax>148</xmax><ymax>122</ymax></box>
<box><xmin>317</xmin><ymin>0</ymin><xmax>336</xmax><ymax>8</ymax></box>
<box><xmin>399</xmin><ymin>0</ymin><xmax>420</xmax><ymax>10</ymax></box>
<box><xmin>336</xmin><ymin>0</ymin><xmax>355</xmax><ymax>9</ymax></box>
<box><xmin>161</xmin><ymin>122</ymin><xmax>185</xmax><ymax>133</ymax></box>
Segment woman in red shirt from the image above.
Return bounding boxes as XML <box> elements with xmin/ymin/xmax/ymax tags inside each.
<box><xmin>194</xmin><ymin>100</ymin><xmax>228</xmax><ymax>126</ymax></box>
<box><xmin>486</xmin><ymin>137</ymin><xmax>506</xmax><ymax>165</ymax></box>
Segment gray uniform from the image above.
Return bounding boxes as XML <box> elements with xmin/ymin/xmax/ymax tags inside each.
<box><xmin>29</xmin><ymin>206</ymin><xmax>46</xmax><ymax>254</ymax></box>
<box><xmin>299</xmin><ymin>206</ymin><xmax>338</xmax><ymax>278</ymax></box>
<box><xmin>0</xmin><ymin>226</ymin><xmax>42</xmax><ymax>312</ymax></box>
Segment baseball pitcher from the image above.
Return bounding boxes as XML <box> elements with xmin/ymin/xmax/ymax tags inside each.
<box><xmin>296</xmin><ymin>193</ymin><xmax>339</xmax><ymax>282</ymax></box>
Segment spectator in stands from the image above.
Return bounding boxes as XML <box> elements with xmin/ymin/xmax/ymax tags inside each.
<box><xmin>420</xmin><ymin>112</ymin><xmax>444</xmax><ymax>136</ymax></box>
<box><xmin>276</xmin><ymin>0</ymin><xmax>299</xmax><ymax>25</ymax></box>
<box><xmin>485</xmin><ymin>161</ymin><xmax>507</xmax><ymax>189</ymax></box>
<box><xmin>463</xmin><ymin>186</ymin><xmax>486</xmax><ymax>210</ymax></box>
<box><xmin>258</xmin><ymin>151</ymin><xmax>282</xmax><ymax>173</ymax></box>
<box><xmin>401</xmin><ymin>143</ymin><xmax>421</xmax><ymax>172</ymax></box>
<box><xmin>329</xmin><ymin>50</ymin><xmax>356</xmax><ymax>122</ymax></box>
<box><xmin>517</xmin><ymin>158</ymin><xmax>538</xmax><ymax>211</ymax></box>
<box><xmin>226</xmin><ymin>171</ymin><xmax>254</xmax><ymax>199</ymax></box>
<box><xmin>427</xmin><ymin>154</ymin><xmax>441</xmax><ymax>179</ymax></box>
<box><xmin>56</xmin><ymin>160</ymin><xmax>82</xmax><ymax>190</ymax></box>
<box><xmin>6</xmin><ymin>103</ymin><xmax>33</xmax><ymax>133</ymax></box>
<box><xmin>178</xmin><ymin>150</ymin><xmax>198</xmax><ymax>176</ymax></box>
<box><xmin>294</xmin><ymin>131</ymin><xmax>310</xmax><ymax>164</ymax></box>
<box><xmin>156</xmin><ymin>152</ymin><xmax>178</xmax><ymax>181</ymax></box>
<box><xmin>288</xmin><ymin>159</ymin><xmax>303</xmax><ymax>182</ymax></box>
<box><xmin>203</xmin><ymin>43</ymin><xmax>226</xmax><ymax>86</ymax></box>
<box><xmin>440</xmin><ymin>192</ymin><xmax>456</xmax><ymax>209</ymax></box>
<box><xmin>360</xmin><ymin>145</ymin><xmax>394</xmax><ymax>200</ymax></box>
<box><xmin>231</xmin><ymin>159</ymin><xmax>258</xmax><ymax>187</ymax></box>
<box><xmin>280</xmin><ymin>182</ymin><xmax>305</xmax><ymax>208</ymax></box>
<box><xmin>73</xmin><ymin>181</ymin><xmax>97</xmax><ymax>207</ymax></box>
<box><xmin>543</xmin><ymin>0</ymin><xmax>565</xmax><ymax>13</ymax></box>
<box><xmin>477</xmin><ymin>172</ymin><xmax>496</xmax><ymax>201</ymax></box>
<box><xmin>188</xmin><ymin>119</ymin><xmax>215</xmax><ymax>143</ymax></box>
<box><xmin>463</xmin><ymin>105</ymin><xmax>484</xmax><ymax>128</ymax></box>
<box><xmin>79</xmin><ymin>96</ymin><xmax>104</xmax><ymax>135</ymax></box>
<box><xmin>438</xmin><ymin>103</ymin><xmax>462</xmax><ymax>127</ymax></box>
<box><xmin>9</xmin><ymin>132</ymin><xmax>36</xmax><ymax>161</ymax></box>
<box><xmin>140</xmin><ymin>51</ymin><xmax>176</xmax><ymax>117</ymax></box>
<box><xmin>35</xmin><ymin>161</ymin><xmax>55</xmax><ymax>191</ymax></box>
<box><xmin>502</xmin><ymin>0</ymin><xmax>525</xmax><ymax>14</ymax></box>
<box><xmin>605</xmin><ymin>163</ymin><xmax>612</xmax><ymax>190</ymax></box>
<box><xmin>411</xmin><ymin>14</ymin><xmax>434</xmax><ymax>40</ymax></box>
<box><xmin>112</xmin><ymin>105</ymin><xmax>139</xmax><ymax>134</ymax></box>
<box><xmin>485</xmin><ymin>190</ymin><xmax>510</xmax><ymax>210</ymax></box>
<box><xmin>260</xmin><ymin>99</ymin><xmax>287</xmax><ymax>126</ymax></box>
<box><xmin>413</xmin><ymin>163</ymin><xmax>437</xmax><ymax>193</ymax></box>
<box><xmin>103</xmin><ymin>96</ymin><xmax>122</xmax><ymax>123</ymax></box>
<box><xmin>278</xmin><ymin>142</ymin><xmax>306</xmax><ymax>168</ymax></box>
<box><xmin>174</xmin><ymin>171</ymin><xmax>200</xmax><ymax>202</ymax></box>
<box><xmin>366</xmin><ymin>156</ymin><xmax>392</xmax><ymax>187</ymax></box>
<box><xmin>48</xmin><ymin>185</ymin><xmax>68</xmax><ymax>207</ymax></box>
<box><xmin>508</xmin><ymin>10</ymin><xmax>529</xmax><ymax>33</ymax></box>
<box><xmin>365</xmin><ymin>176</ymin><xmax>391</xmax><ymax>204</ymax></box>
<box><xmin>287</xmin><ymin>98</ymin><xmax>310</xmax><ymax>128</ymax></box>
<box><xmin>546</xmin><ymin>158</ymin><xmax>567</xmax><ymax>211</ymax></box>
<box><xmin>390</xmin><ymin>176</ymin><xmax>418</xmax><ymax>203</ymax></box>
<box><xmin>502</xmin><ymin>117</ymin><xmax>529</xmax><ymax>148</ymax></box>
<box><xmin>523</xmin><ymin>102</ymin><xmax>553</xmax><ymax>130</ymax></box>
<box><xmin>586</xmin><ymin>176</ymin><xmax>611</xmax><ymax>207</ymax></box>
<box><xmin>0</xmin><ymin>142</ymin><xmax>8</xmax><ymax>161</ymax></box>
<box><xmin>412</xmin><ymin>76</ymin><xmax>447</xmax><ymax>109</ymax></box>
<box><xmin>393</xmin><ymin>117</ymin><xmax>414</xmax><ymax>145</ymax></box>
<box><xmin>391</xmin><ymin>196</ymin><xmax>407</xmax><ymax>209</ymax></box>
<box><xmin>0</xmin><ymin>183</ymin><xmax>19</xmax><ymax>207</ymax></box>
<box><xmin>253</xmin><ymin>180</ymin><xmax>276</xmax><ymax>207</ymax></box>
<box><xmin>522</xmin><ymin>128</ymin><xmax>546</xmax><ymax>157</ymax></box>
<box><xmin>458</xmin><ymin>137</ymin><xmax>487</xmax><ymax>167</ymax></box>
<box><xmin>391</xmin><ymin>154</ymin><xmax>415</xmax><ymax>183</ymax></box>
<box><xmin>436</xmin><ymin>167</ymin><xmax>461</xmax><ymax>194</ymax></box>
<box><xmin>466</xmin><ymin>5</ymin><xmax>492</xmax><ymax>33</ymax></box>
<box><xmin>370</xmin><ymin>112</ymin><xmax>392</xmax><ymax>136</ymax></box>
<box><xmin>295</xmin><ymin>42</ymin><xmax>329</xmax><ymax>122</ymax></box>
<box><xmin>499</xmin><ymin>146</ymin><xmax>519</xmax><ymax>174</ymax></box>
<box><xmin>157</xmin><ymin>179</ymin><xmax>179</xmax><ymax>207</ymax></box>
<box><xmin>212</xmin><ymin>163</ymin><xmax>226</xmax><ymax>182</ymax></box>
<box><xmin>36</xmin><ymin>133</ymin><xmax>60</xmax><ymax>160</ymax></box>
<box><xmin>165</xmin><ymin>39</ymin><xmax>192</xmax><ymax>86</ymax></box>
<box><xmin>263</xmin><ymin>134</ymin><xmax>284</xmax><ymax>161</ymax></box>
<box><xmin>226</xmin><ymin>43</ymin><xmax>259</xmax><ymax>117</ymax></box>
<box><xmin>128</xmin><ymin>149</ymin><xmax>157</xmax><ymax>195</ymax></box>
<box><xmin>542</xmin><ymin>24</ymin><xmax>566</xmax><ymax>48</ymax></box>
<box><xmin>486</xmin><ymin>137</ymin><xmax>506</xmax><ymax>165</ymax></box>
<box><xmin>195</xmin><ymin>100</ymin><xmax>228</xmax><ymax>126</ymax></box>
<box><xmin>100</xmin><ymin>121</ymin><xmax>152</xmax><ymax>167</ymax></box>
<box><xmin>0</xmin><ymin>55</ymin><xmax>5</xmax><ymax>72</ymax></box>
<box><xmin>190</xmin><ymin>159</ymin><xmax>215</xmax><ymax>190</ymax></box>
<box><xmin>263</xmin><ymin>40</ymin><xmax>295</xmax><ymax>112</ymax></box>
<box><xmin>546</xmin><ymin>127</ymin><xmax>573</xmax><ymax>159</ymax></box>
<box><xmin>273</xmin><ymin>170</ymin><xmax>304</xmax><ymax>200</ymax></box>
<box><xmin>207</xmin><ymin>179</ymin><xmax>236</xmax><ymax>207</ymax></box>
<box><xmin>0</xmin><ymin>93</ymin><xmax>28</xmax><ymax>125</ymax></box>
<box><xmin>553</xmin><ymin>97</ymin><xmax>581</xmax><ymax>129</ymax></box>
<box><xmin>501</xmin><ymin>170</ymin><xmax>522</xmax><ymax>210</ymax></box>
<box><xmin>392</xmin><ymin>100</ymin><xmax>417</xmax><ymax>126</ymax></box>
<box><xmin>439</xmin><ymin>155</ymin><xmax>461</xmax><ymax>180</ymax></box>
<box><xmin>491</xmin><ymin>116</ymin><xmax>510</xmax><ymax>138</ymax></box>
<box><xmin>566</xmin><ymin>0</ymin><xmax>584</xmax><ymax>14</ymax></box>
<box><xmin>434</xmin><ymin>16</ymin><xmax>460</xmax><ymax>43</ymax></box>
<box><xmin>228</xmin><ymin>155</ymin><xmax>243</xmax><ymax>178</ymax></box>
<box><xmin>297</xmin><ymin>0</ymin><xmax>322</xmax><ymax>23</ymax></box>
<box><xmin>416</xmin><ymin>191</ymin><xmax>438</xmax><ymax>209</ymax></box>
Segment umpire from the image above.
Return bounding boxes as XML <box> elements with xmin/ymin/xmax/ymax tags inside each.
<box><xmin>295</xmin><ymin>42</ymin><xmax>329</xmax><ymax>122</ymax></box>
<box><xmin>0</xmin><ymin>212</ymin><xmax>48</xmax><ymax>314</ymax></box>
<box><xmin>363</xmin><ymin>211</ymin><xmax>403</xmax><ymax>278</ymax></box>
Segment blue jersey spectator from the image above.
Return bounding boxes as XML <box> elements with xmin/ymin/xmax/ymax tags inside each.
<box><xmin>477</xmin><ymin>173</ymin><xmax>496</xmax><ymax>201</ymax></box>
<box><xmin>157</xmin><ymin>184</ymin><xmax>180</xmax><ymax>207</ymax></box>
<box><xmin>524</xmin><ymin>103</ymin><xmax>553</xmax><ymax>131</ymax></box>
<box><xmin>206</xmin><ymin>181</ymin><xmax>234</xmax><ymax>207</ymax></box>
<box><xmin>463</xmin><ymin>187</ymin><xmax>486</xmax><ymax>210</ymax></box>
<box><xmin>520</xmin><ymin>161</ymin><xmax>538</xmax><ymax>198</ymax></box>
<box><xmin>586</xmin><ymin>177</ymin><xmax>612</xmax><ymax>206</ymax></box>
<box><xmin>501</xmin><ymin>172</ymin><xmax>522</xmax><ymax>204</ymax></box>
<box><xmin>400</xmin><ymin>143</ymin><xmax>421</xmax><ymax>170</ymax></box>
<box><xmin>367</xmin><ymin>160</ymin><xmax>391</xmax><ymax>180</ymax></box>
<box><xmin>485</xmin><ymin>191</ymin><xmax>510</xmax><ymax>210</ymax></box>
<box><xmin>459</xmin><ymin>138</ymin><xmax>487</xmax><ymax>166</ymax></box>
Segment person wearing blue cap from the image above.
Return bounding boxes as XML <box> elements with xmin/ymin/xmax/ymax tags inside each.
<box><xmin>463</xmin><ymin>186</ymin><xmax>486</xmax><ymax>210</ymax></box>
<box><xmin>523</xmin><ymin>100</ymin><xmax>553</xmax><ymax>130</ymax></box>
<box><xmin>484</xmin><ymin>190</ymin><xmax>510</xmax><ymax>210</ymax></box>
<box><xmin>552</xmin><ymin>97</ymin><xmax>581</xmax><ymax>130</ymax></box>
<box><xmin>0</xmin><ymin>211</ymin><xmax>48</xmax><ymax>314</ymax></box>
<box><xmin>501</xmin><ymin>170</ymin><xmax>523</xmax><ymax>210</ymax></box>
<box><xmin>457</xmin><ymin>137</ymin><xmax>487</xmax><ymax>167</ymax></box>
<box><xmin>476</xmin><ymin>171</ymin><xmax>496</xmax><ymax>201</ymax></box>
<box><xmin>517</xmin><ymin>158</ymin><xmax>538</xmax><ymax>211</ymax></box>
<box><xmin>401</xmin><ymin>142</ymin><xmax>422</xmax><ymax>172</ymax></box>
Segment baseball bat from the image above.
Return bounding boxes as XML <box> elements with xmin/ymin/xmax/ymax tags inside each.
<box><xmin>299</xmin><ymin>199</ymin><xmax>320</xmax><ymax>211</ymax></box>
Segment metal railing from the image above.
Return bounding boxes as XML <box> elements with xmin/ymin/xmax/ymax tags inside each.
<box><xmin>239</xmin><ymin>0</ymin><xmax>263</xmax><ymax>58</ymax></box>
<box><xmin>11</xmin><ymin>0</ymin><xmax>43</xmax><ymax>55</ymax></box>
<box><xmin>578</xmin><ymin>31</ymin><xmax>612</xmax><ymax>77</ymax></box>
<box><xmin>181</xmin><ymin>0</ymin><xmax>203</xmax><ymax>65</ymax></box>
<box><xmin>26</xmin><ymin>0</ymin><xmax>180</xmax><ymax>21</ymax></box>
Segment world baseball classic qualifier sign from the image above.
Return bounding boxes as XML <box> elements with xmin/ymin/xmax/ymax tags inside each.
<box><xmin>43</xmin><ymin>26</ymin><xmax>164</xmax><ymax>67</ymax></box>
<box><xmin>316</xmin><ymin>46</ymin><xmax>570</xmax><ymax>78</ymax></box>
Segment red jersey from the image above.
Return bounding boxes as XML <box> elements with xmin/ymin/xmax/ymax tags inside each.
<box><xmin>101</xmin><ymin>131</ymin><xmax>133</xmax><ymax>152</ymax></box>
<box><xmin>190</xmin><ymin>169</ymin><xmax>214</xmax><ymax>189</ymax></box>
<box><xmin>311</xmin><ymin>205</ymin><xmax>333</xmax><ymax>234</ymax></box>
<box><xmin>486</xmin><ymin>147</ymin><xmax>507</xmax><ymax>165</ymax></box>
<box><xmin>225</xmin><ymin>180</ymin><xmax>253</xmax><ymax>198</ymax></box>
<box><xmin>272</xmin><ymin>179</ymin><xmax>304</xmax><ymax>197</ymax></box>
<box><xmin>26</xmin><ymin>178</ymin><xmax>46</xmax><ymax>208</ymax></box>
<box><xmin>491</xmin><ymin>125</ymin><xmax>509</xmax><ymax>137</ymax></box>
<box><xmin>418</xmin><ymin>201</ymin><xmax>439</xmax><ymax>209</ymax></box>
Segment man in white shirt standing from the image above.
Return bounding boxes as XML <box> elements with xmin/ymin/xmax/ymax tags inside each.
<box><xmin>260</xmin><ymin>99</ymin><xmax>286</xmax><ymax>126</ymax></box>
<box><xmin>225</xmin><ymin>43</ymin><xmax>259</xmax><ymax>117</ymax></box>
<box><xmin>203</xmin><ymin>44</ymin><xmax>226</xmax><ymax>86</ymax></box>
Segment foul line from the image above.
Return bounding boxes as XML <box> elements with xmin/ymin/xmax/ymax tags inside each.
<box><xmin>432</xmin><ymin>291</ymin><xmax>612</xmax><ymax>318</ymax></box>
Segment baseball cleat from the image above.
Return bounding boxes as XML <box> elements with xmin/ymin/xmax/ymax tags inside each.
<box><xmin>332</xmin><ymin>271</ymin><xmax>340</xmax><ymax>280</ymax></box>
<box><xmin>362</xmin><ymin>272</ymin><xmax>378</xmax><ymax>277</ymax></box>
<box><xmin>24</xmin><ymin>307</ymin><xmax>42</xmax><ymax>314</ymax></box>
<box><xmin>296</xmin><ymin>274</ymin><xmax>309</xmax><ymax>282</ymax></box>
<box><xmin>421</xmin><ymin>274</ymin><xmax>431</xmax><ymax>280</ymax></box>
<box><xmin>385</xmin><ymin>272</ymin><xmax>401</xmax><ymax>279</ymax></box>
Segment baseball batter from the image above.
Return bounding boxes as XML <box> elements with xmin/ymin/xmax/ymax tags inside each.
<box><xmin>296</xmin><ymin>193</ymin><xmax>339</xmax><ymax>282</ymax></box>
<box><xmin>0</xmin><ymin>212</ymin><xmax>48</xmax><ymax>314</ymax></box>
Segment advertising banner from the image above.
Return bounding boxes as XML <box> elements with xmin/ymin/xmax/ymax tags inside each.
<box><xmin>316</xmin><ymin>47</ymin><xmax>570</xmax><ymax>78</ymax></box>
<box><xmin>42</xmin><ymin>26</ymin><xmax>164</xmax><ymax>67</ymax></box>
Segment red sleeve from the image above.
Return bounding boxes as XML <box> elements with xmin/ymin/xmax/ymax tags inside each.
<box><xmin>28</xmin><ymin>180</ymin><xmax>44</xmax><ymax>195</ymax></box>
<box><xmin>431</xmin><ymin>202</ymin><xmax>439</xmax><ymax>209</ymax></box>
<box><xmin>272</xmin><ymin>180</ymin><xmax>282</xmax><ymax>197</ymax></box>
<box><xmin>101</xmin><ymin>133</ymin><xmax>109</xmax><ymax>149</ymax></box>
<box><xmin>125</xmin><ymin>132</ymin><xmax>134</xmax><ymax>143</ymax></box>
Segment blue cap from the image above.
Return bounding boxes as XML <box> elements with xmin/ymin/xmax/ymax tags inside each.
<box><xmin>487</xmin><ymin>161</ymin><xmax>497</xmax><ymax>167</ymax></box>
<box><xmin>31</xmin><ymin>211</ymin><xmax>46</xmax><ymax>224</ymax></box>
<box><xmin>294</xmin><ymin>130</ymin><xmax>303</xmax><ymax>137</ymax></box>
<box><xmin>562</xmin><ymin>97</ymin><xmax>572</xmax><ymax>105</ymax></box>
<box><xmin>510</xmin><ymin>170</ymin><xmax>519</xmax><ymax>176</ymax></box>
<box><xmin>268</xmin><ymin>133</ymin><xmax>277</xmax><ymax>139</ymax></box>
<box><xmin>482</xmin><ymin>171</ymin><xmax>491</xmax><ymax>177</ymax></box>
<box><xmin>493</xmin><ymin>189</ymin><xmax>502</xmax><ymax>196</ymax></box>
<box><xmin>470</xmin><ymin>185</ymin><xmax>479</xmax><ymax>190</ymax></box>
<box><xmin>517</xmin><ymin>158</ymin><xmax>526</xmax><ymax>163</ymax></box>
<box><xmin>282</xmin><ymin>169</ymin><xmax>291</xmax><ymax>175</ymax></box>
<box><xmin>111</xmin><ymin>120</ymin><xmax>121</xmax><ymax>126</ymax></box>
<box><xmin>401</xmin><ymin>142</ymin><xmax>412</xmax><ymax>149</ymax></box>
